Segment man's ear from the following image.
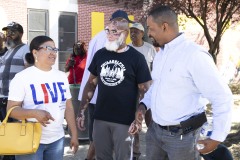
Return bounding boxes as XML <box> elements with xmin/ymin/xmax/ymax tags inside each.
<box><xmin>163</xmin><ymin>22</ymin><xmax>168</xmax><ymax>32</ymax></box>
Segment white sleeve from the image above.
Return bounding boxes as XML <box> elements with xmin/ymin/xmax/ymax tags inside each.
<box><xmin>150</xmin><ymin>46</ymin><xmax>156</xmax><ymax>62</ymax></box>
<box><xmin>189</xmin><ymin>49</ymin><xmax>232</xmax><ymax>142</ymax></box>
<box><xmin>8</xmin><ymin>73</ymin><xmax>25</xmax><ymax>101</ymax></box>
<box><xmin>64</xmin><ymin>76</ymin><xmax>72</xmax><ymax>100</ymax></box>
<box><xmin>141</xmin><ymin>84</ymin><xmax>153</xmax><ymax>110</ymax></box>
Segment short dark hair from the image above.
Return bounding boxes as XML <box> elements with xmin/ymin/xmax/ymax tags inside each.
<box><xmin>148</xmin><ymin>5</ymin><xmax>177</xmax><ymax>26</ymax></box>
<box><xmin>25</xmin><ymin>35</ymin><xmax>53</xmax><ymax>64</ymax></box>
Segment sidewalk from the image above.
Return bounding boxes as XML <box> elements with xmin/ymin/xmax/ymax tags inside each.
<box><xmin>63</xmin><ymin>95</ymin><xmax>240</xmax><ymax>160</ymax></box>
<box><xmin>63</xmin><ymin>123</ymin><xmax>148</xmax><ymax>160</ymax></box>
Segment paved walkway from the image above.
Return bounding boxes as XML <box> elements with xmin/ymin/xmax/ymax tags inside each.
<box><xmin>63</xmin><ymin>123</ymin><xmax>147</xmax><ymax>160</ymax></box>
<box><xmin>64</xmin><ymin>95</ymin><xmax>240</xmax><ymax>160</ymax></box>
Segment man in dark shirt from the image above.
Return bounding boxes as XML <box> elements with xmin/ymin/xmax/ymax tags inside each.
<box><xmin>77</xmin><ymin>18</ymin><xmax>152</xmax><ymax>160</ymax></box>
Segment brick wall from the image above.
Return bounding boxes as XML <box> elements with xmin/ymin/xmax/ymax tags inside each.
<box><xmin>78</xmin><ymin>0</ymin><xmax>143</xmax><ymax>44</ymax></box>
<box><xmin>0</xmin><ymin>0</ymin><xmax>28</xmax><ymax>43</ymax></box>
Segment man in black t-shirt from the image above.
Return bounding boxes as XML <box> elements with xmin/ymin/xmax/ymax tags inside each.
<box><xmin>77</xmin><ymin>18</ymin><xmax>152</xmax><ymax>160</ymax></box>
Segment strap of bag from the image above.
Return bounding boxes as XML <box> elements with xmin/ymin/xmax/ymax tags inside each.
<box><xmin>1</xmin><ymin>106</ymin><xmax>20</xmax><ymax>124</ymax></box>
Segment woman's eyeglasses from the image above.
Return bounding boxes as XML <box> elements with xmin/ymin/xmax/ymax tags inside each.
<box><xmin>38</xmin><ymin>46</ymin><xmax>59</xmax><ymax>53</ymax></box>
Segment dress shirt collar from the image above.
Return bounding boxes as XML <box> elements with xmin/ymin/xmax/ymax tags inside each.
<box><xmin>163</xmin><ymin>32</ymin><xmax>185</xmax><ymax>51</ymax></box>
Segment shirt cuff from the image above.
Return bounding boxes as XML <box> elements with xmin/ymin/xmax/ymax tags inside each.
<box><xmin>210</xmin><ymin>130</ymin><xmax>228</xmax><ymax>142</ymax></box>
<box><xmin>139</xmin><ymin>102</ymin><xmax>147</xmax><ymax>110</ymax></box>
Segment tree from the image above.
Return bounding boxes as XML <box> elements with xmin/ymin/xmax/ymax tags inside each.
<box><xmin>117</xmin><ymin>0</ymin><xmax>240</xmax><ymax>63</ymax></box>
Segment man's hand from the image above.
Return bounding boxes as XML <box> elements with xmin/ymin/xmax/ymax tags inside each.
<box><xmin>76</xmin><ymin>109</ymin><xmax>85</xmax><ymax>131</ymax></box>
<box><xmin>197</xmin><ymin>138</ymin><xmax>220</xmax><ymax>154</ymax></box>
<box><xmin>128</xmin><ymin>105</ymin><xmax>146</xmax><ymax>135</ymax></box>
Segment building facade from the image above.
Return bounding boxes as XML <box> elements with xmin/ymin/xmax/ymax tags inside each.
<box><xmin>0</xmin><ymin>0</ymin><xmax>142</xmax><ymax>71</ymax></box>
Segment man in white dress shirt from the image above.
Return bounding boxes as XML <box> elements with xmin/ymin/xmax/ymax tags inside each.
<box><xmin>129</xmin><ymin>5</ymin><xmax>232</xmax><ymax>160</ymax></box>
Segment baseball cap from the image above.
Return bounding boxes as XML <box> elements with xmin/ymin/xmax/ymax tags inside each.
<box><xmin>110</xmin><ymin>10</ymin><xmax>134</xmax><ymax>23</ymax></box>
<box><xmin>2</xmin><ymin>22</ymin><xmax>24</xmax><ymax>33</ymax></box>
<box><xmin>130</xmin><ymin>23</ymin><xmax>144</xmax><ymax>32</ymax></box>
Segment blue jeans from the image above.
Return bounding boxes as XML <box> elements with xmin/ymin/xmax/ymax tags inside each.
<box><xmin>15</xmin><ymin>137</ymin><xmax>64</xmax><ymax>160</ymax></box>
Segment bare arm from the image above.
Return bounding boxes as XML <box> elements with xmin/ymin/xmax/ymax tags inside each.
<box><xmin>7</xmin><ymin>100</ymin><xmax>54</xmax><ymax>127</ymax></box>
<box><xmin>129</xmin><ymin>80</ymin><xmax>152</xmax><ymax>134</ymax></box>
<box><xmin>77</xmin><ymin>73</ymin><xmax>97</xmax><ymax>130</ymax></box>
<box><xmin>136</xmin><ymin>80</ymin><xmax>152</xmax><ymax>120</ymax></box>
<box><xmin>65</xmin><ymin>99</ymin><xmax>79</xmax><ymax>153</ymax></box>
<box><xmin>79</xmin><ymin>73</ymin><xmax>98</xmax><ymax>113</ymax></box>
<box><xmin>138</xmin><ymin>80</ymin><xmax>152</xmax><ymax>102</ymax></box>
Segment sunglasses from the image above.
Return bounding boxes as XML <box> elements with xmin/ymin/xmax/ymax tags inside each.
<box><xmin>37</xmin><ymin>46</ymin><xmax>59</xmax><ymax>53</ymax></box>
<box><xmin>5</xmin><ymin>30</ymin><xmax>16</xmax><ymax>36</ymax></box>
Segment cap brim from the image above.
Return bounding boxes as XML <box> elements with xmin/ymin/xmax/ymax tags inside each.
<box><xmin>2</xmin><ymin>26</ymin><xmax>16</xmax><ymax>31</ymax></box>
<box><xmin>2</xmin><ymin>27</ymin><xmax>8</xmax><ymax>31</ymax></box>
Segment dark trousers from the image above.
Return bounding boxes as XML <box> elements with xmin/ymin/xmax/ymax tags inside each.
<box><xmin>201</xmin><ymin>144</ymin><xmax>233</xmax><ymax>160</ymax></box>
<box><xmin>0</xmin><ymin>97</ymin><xmax>15</xmax><ymax>160</ymax></box>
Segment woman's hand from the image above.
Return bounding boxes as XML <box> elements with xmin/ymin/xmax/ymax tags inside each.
<box><xmin>70</xmin><ymin>136</ymin><xmax>79</xmax><ymax>154</ymax></box>
<box><xmin>34</xmin><ymin>110</ymin><xmax>55</xmax><ymax>127</ymax></box>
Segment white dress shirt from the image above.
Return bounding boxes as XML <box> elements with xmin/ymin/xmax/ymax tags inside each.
<box><xmin>78</xmin><ymin>30</ymin><xmax>107</xmax><ymax>103</ymax></box>
<box><xmin>142</xmin><ymin>33</ymin><xmax>232</xmax><ymax>142</ymax></box>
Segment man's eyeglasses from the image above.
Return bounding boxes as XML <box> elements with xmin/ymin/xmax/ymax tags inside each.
<box><xmin>105</xmin><ymin>29</ymin><xmax>125</xmax><ymax>36</ymax></box>
<box><xmin>38</xmin><ymin>46</ymin><xmax>59</xmax><ymax>53</ymax></box>
<box><xmin>5</xmin><ymin>30</ymin><xmax>16</xmax><ymax>36</ymax></box>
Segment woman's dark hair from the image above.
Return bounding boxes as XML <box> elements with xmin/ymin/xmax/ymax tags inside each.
<box><xmin>72</xmin><ymin>41</ymin><xmax>87</xmax><ymax>58</ymax></box>
<box><xmin>25</xmin><ymin>35</ymin><xmax>53</xmax><ymax>65</ymax></box>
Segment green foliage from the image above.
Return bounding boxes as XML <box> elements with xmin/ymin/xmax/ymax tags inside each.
<box><xmin>229</xmin><ymin>83</ymin><xmax>240</xmax><ymax>94</ymax></box>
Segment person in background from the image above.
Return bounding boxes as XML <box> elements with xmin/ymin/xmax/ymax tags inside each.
<box><xmin>129</xmin><ymin>22</ymin><xmax>156</xmax><ymax>71</ymax></box>
<box><xmin>0</xmin><ymin>32</ymin><xmax>7</xmax><ymax>160</ymax></box>
<box><xmin>129</xmin><ymin>5</ymin><xmax>232</xmax><ymax>160</ymax></box>
<box><xmin>78</xmin><ymin>10</ymin><xmax>133</xmax><ymax>160</ymax></box>
<box><xmin>65</xmin><ymin>41</ymin><xmax>87</xmax><ymax>84</ymax></box>
<box><xmin>7</xmin><ymin>35</ymin><xmax>79</xmax><ymax>160</ymax></box>
<box><xmin>0</xmin><ymin>32</ymin><xmax>7</xmax><ymax>56</ymax></box>
<box><xmin>77</xmin><ymin>18</ymin><xmax>151</xmax><ymax>160</ymax></box>
<box><xmin>0</xmin><ymin>22</ymin><xmax>30</xmax><ymax>160</ymax></box>
<box><xmin>129</xmin><ymin>22</ymin><xmax>156</xmax><ymax>159</ymax></box>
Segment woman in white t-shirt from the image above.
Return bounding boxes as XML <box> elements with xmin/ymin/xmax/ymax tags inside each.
<box><xmin>6</xmin><ymin>35</ymin><xmax>79</xmax><ymax>160</ymax></box>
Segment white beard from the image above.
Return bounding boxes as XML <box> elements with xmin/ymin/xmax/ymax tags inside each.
<box><xmin>105</xmin><ymin>34</ymin><xmax>125</xmax><ymax>52</ymax></box>
<box><xmin>5</xmin><ymin>39</ymin><xmax>15</xmax><ymax>49</ymax></box>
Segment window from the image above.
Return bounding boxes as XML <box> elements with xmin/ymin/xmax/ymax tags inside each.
<box><xmin>28</xmin><ymin>9</ymin><xmax>48</xmax><ymax>44</ymax></box>
<box><xmin>58</xmin><ymin>12</ymin><xmax>77</xmax><ymax>71</ymax></box>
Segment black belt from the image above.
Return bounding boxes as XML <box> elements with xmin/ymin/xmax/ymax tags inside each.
<box><xmin>158</xmin><ymin>124</ymin><xmax>182</xmax><ymax>133</ymax></box>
